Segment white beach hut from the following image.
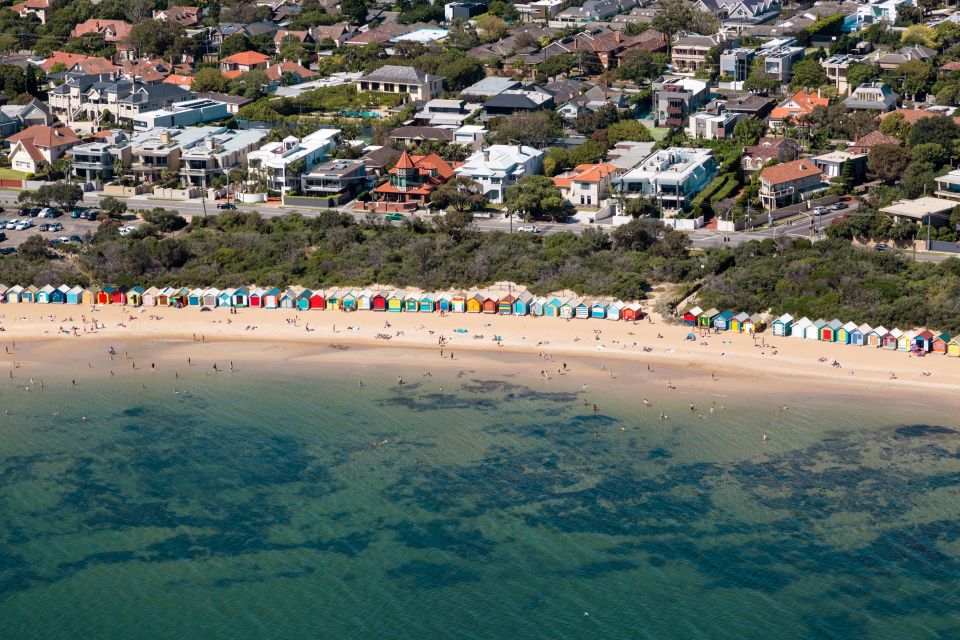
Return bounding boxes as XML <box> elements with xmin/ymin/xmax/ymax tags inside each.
<box><xmin>791</xmin><ymin>317</ymin><xmax>812</xmax><ymax>339</ymax></box>
<box><xmin>5</xmin><ymin>285</ymin><xmax>23</xmax><ymax>303</ymax></box>
<box><xmin>606</xmin><ymin>300</ymin><xmax>624</xmax><ymax>320</ymax></box>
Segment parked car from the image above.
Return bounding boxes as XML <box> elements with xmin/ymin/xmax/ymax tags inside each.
<box><xmin>0</xmin><ymin>231</ymin><xmax>7</xmax><ymax>242</ymax></box>
<box><xmin>217</xmin><ymin>202</ymin><xmax>237</xmax><ymax>210</ymax></box>
<box><xmin>57</xmin><ymin>236</ymin><xmax>70</xmax><ymax>244</ymax></box>
<box><xmin>384</xmin><ymin>213</ymin><xmax>403</xmax><ymax>221</ymax></box>
<box><xmin>69</xmin><ymin>235</ymin><xmax>83</xmax><ymax>244</ymax></box>
<box><xmin>39</xmin><ymin>223</ymin><xmax>49</xmax><ymax>232</ymax></box>
<box><xmin>118</xmin><ymin>225</ymin><xmax>139</xmax><ymax>236</ymax></box>
<box><xmin>875</xmin><ymin>243</ymin><xmax>888</xmax><ymax>251</ymax></box>
<box><xmin>18</xmin><ymin>208</ymin><xmax>30</xmax><ymax>216</ymax></box>
<box><xmin>15</xmin><ymin>220</ymin><xmax>33</xmax><ymax>230</ymax></box>
<box><xmin>0</xmin><ymin>247</ymin><xmax>16</xmax><ymax>255</ymax></box>
<box><xmin>49</xmin><ymin>222</ymin><xmax>63</xmax><ymax>232</ymax></box>
<box><xmin>5</xmin><ymin>221</ymin><xmax>16</xmax><ymax>230</ymax></box>
<box><xmin>517</xmin><ymin>225</ymin><xmax>541</xmax><ymax>233</ymax></box>
<box><xmin>814</xmin><ymin>207</ymin><xmax>829</xmax><ymax>216</ymax></box>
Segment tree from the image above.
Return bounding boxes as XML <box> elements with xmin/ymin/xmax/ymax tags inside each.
<box><xmin>429</xmin><ymin>177</ymin><xmax>487</xmax><ymax>212</ymax></box>
<box><xmin>901</xmin><ymin>24</ymin><xmax>936</xmax><ymax>47</ymax></box>
<box><xmin>743</xmin><ymin>69</ymin><xmax>780</xmax><ymax>93</ymax></box>
<box><xmin>790</xmin><ymin>58</ymin><xmax>829</xmax><ymax>90</ymax></box>
<box><xmin>537</xmin><ymin>53</ymin><xmax>577</xmax><ymax>79</ymax></box>
<box><xmin>487</xmin><ymin>0</ymin><xmax>519</xmax><ymax>22</ymax></box>
<box><xmin>127</xmin><ymin>19</ymin><xmax>186</xmax><ymax>58</ymax></box>
<box><xmin>617</xmin><ymin>49</ymin><xmax>668</xmax><ymax>84</ymax></box>
<box><xmin>868</xmin><ymin>144</ymin><xmax>912</xmax><ymax>182</ymax></box>
<box><xmin>431</xmin><ymin>209</ymin><xmax>474</xmax><ymax>240</ymax></box>
<box><xmin>19</xmin><ymin>182</ymin><xmax>84</xmax><ymax>209</ymax></box>
<box><xmin>845</xmin><ymin>63</ymin><xmax>881</xmax><ymax>90</ymax></box>
<box><xmin>143</xmin><ymin>208</ymin><xmax>188</xmax><ymax>232</ymax></box>
<box><xmin>897</xmin><ymin>59</ymin><xmax>934</xmax><ymax>100</ymax></box>
<box><xmin>879</xmin><ymin>112</ymin><xmax>911</xmax><ymax>140</ymax></box>
<box><xmin>570</xmin><ymin>139</ymin><xmax>608</xmax><ymax>165</ymax></box>
<box><xmin>491</xmin><ymin>111</ymin><xmax>562</xmax><ymax>149</ymax></box>
<box><xmin>339</xmin><ymin>0</ymin><xmax>368</xmax><ymax>22</ymax></box>
<box><xmin>909</xmin><ymin>115</ymin><xmax>960</xmax><ymax>149</ymax></box>
<box><xmin>474</xmin><ymin>14</ymin><xmax>509</xmax><ymax>42</ymax></box>
<box><xmin>901</xmin><ymin>160</ymin><xmax>937</xmax><ymax>198</ymax></box>
<box><xmin>220</xmin><ymin>33</ymin><xmax>253</xmax><ymax>58</ymax></box>
<box><xmin>18</xmin><ymin>235</ymin><xmax>49</xmax><ymax>261</ymax></box>
<box><xmin>191</xmin><ymin>68</ymin><xmax>230</xmax><ymax>93</ymax></box>
<box><xmin>911</xmin><ymin>142</ymin><xmax>948</xmax><ymax>169</ymax></box>
<box><xmin>99</xmin><ymin>196</ymin><xmax>126</xmax><ymax>218</ymax></box>
<box><xmin>574</xmin><ymin>103</ymin><xmax>621</xmax><ymax>136</ymax></box>
<box><xmin>505</xmin><ymin>175</ymin><xmax>569</xmax><ymax>221</ymax></box>
<box><xmin>732</xmin><ymin>118</ymin><xmax>765</xmax><ymax>145</ymax></box>
<box><xmin>543</xmin><ymin>148</ymin><xmax>572</xmax><ymax>177</ymax></box>
<box><xmin>652</xmin><ymin>0</ymin><xmax>720</xmax><ymax>48</ymax></box>
<box><xmin>612</xmin><ymin>218</ymin><xmax>666</xmax><ymax>250</ymax></box>
<box><xmin>606</xmin><ymin>120</ymin><xmax>653</xmax><ymax>144</ymax></box>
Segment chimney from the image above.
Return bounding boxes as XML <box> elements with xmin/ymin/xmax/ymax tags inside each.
<box><xmin>159</xmin><ymin>131</ymin><xmax>171</xmax><ymax>144</ymax></box>
<box><xmin>483</xmin><ymin>150</ymin><xmax>490</xmax><ymax>162</ymax></box>
<box><xmin>614</xmin><ymin>32</ymin><xmax>621</xmax><ymax>44</ymax></box>
<box><xmin>205</xmin><ymin>137</ymin><xmax>215</xmax><ymax>150</ymax></box>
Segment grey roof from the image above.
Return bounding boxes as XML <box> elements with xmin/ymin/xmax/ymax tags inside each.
<box><xmin>484</xmin><ymin>93</ymin><xmax>540</xmax><ymax>110</ymax></box>
<box><xmin>843</xmin><ymin>83</ymin><xmax>898</xmax><ymax>110</ymax></box>
<box><xmin>460</xmin><ymin>76</ymin><xmax>521</xmax><ymax>97</ymax></box>
<box><xmin>362</xmin><ymin>65</ymin><xmax>439</xmax><ymax>84</ymax></box>
<box><xmin>121</xmin><ymin>84</ymin><xmax>193</xmax><ymax>105</ymax></box>
<box><xmin>389</xmin><ymin>126</ymin><xmax>453</xmax><ymax>141</ymax></box>
<box><xmin>197</xmin><ymin>92</ymin><xmax>254</xmax><ymax>105</ymax></box>
<box><xmin>243</xmin><ymin>21</ymin><xmax>279</xmax><ymax>37</ymax></box>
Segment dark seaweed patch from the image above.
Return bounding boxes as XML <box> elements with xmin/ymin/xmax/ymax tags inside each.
<box><xmin>386</xmin><ymin>560</ymin><xmax>481</xmax><ymax>589</ymax></box>
<box><xmin>389</xmin><ymin>519</ymin><xmax>496</xmax><ymax>557</ymax></box>
<box><xmin>893</xmin><ymin>424</ymin><xmax>958</xmax><ymax>439</ymax></box>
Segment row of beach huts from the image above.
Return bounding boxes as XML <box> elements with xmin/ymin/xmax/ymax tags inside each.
<box><xmin>684</xmin><ymin>306</ymin><xmax>958</xmax><ymax>356</ymax></box>
<box><xmin>0</xmin><ymin>284</ymin><xmax>648</xmax><ymax>320</ymax></box>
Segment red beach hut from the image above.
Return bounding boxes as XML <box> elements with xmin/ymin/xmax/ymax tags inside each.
<box><xmin>622</xmin><ymin>304</ymin><xmax>642</xmax><ymax>321</ymax></box>
<box><xmin>933</xmin><ymin>332</ymin><xmax>950</xmax><ymax>353</ymax></box>
<box><xmin>309</xmin><ymin>292</ymin><xmax>326</xmax><ymax>309</ymax></box>
<box><xmin>372</xmin><ymin>292</ymin><xmax>387</xmax><ymax>311</ymax></box>
<box><xmin>110</xmin><ymin>288</ymin><xmax>127</xmax><ymax>305</ymax></box>
<box><xmin>482</xmin><ymin>296</ymin><xmax>497</xmax><ymax>313</ymax></box>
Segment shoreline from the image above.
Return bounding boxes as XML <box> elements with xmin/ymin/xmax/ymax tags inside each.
<box><xmin>1</xmin><ymin>305</ymin><xmax>958</xmax><ymax>399</ymax></box>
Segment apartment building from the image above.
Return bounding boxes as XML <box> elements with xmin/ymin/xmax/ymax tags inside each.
<box><xmin>247</xmin><ymin>129</ymin><xmax>340</xmax><ymax>192</ymax></box>
<box><xmin>179</xmin><ymin>128</ymin><xmax>270</xmax><ymax>188</ymax></box>
<box><xmin>652</xmin><ymin>77</ymin><xmax>709</xmax><ymax>128</ymax></box>
<box><xmin>455</xmin><ymin>144</ymin><xmax>544</xmax><ymax>203</ymax></box>
<box><xmin>614</xmin><ymin>148</ymin><xmax>717</xmax><ymax>213</ymax></box>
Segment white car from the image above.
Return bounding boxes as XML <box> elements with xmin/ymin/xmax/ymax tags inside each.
<box><xmin>15</xmin><ymin>220</ymin><xmax>32</xmax><ymax>231</ymax></box>
<box><xmin>118</xmin><ymin>225</ymin><xmax>139</xmax><ymax>236</ymax></box>
<box><xmin>4</xmin><ymin>221</ymin><xmax>15</xmax><ymax>230</ymax></box>
<box><xmin>517</xmin><ymin>225</ymin><xmax>541</xmax><ymax>233</ymax></box>
<box><xmin>814</xmin><ymin>207</ymin><xmax>829</xmax><ymax>216</ymax></box>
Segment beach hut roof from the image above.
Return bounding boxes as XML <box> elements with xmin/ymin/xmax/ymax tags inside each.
<box><xmin>282</xmin><ymin>288</ymin><xmax>297</xmax><ymax>297</ymax></box>
<box><xmin>57</xmin><ymin>284</ymin><xmax>71</xmax><ymax>293</ymax></box>
<box><xmin>718</xmin><ymin>309</ymin><xmax>735</xmax><ymax>319</ymax></box>
<box><xmin>627</xmin><ymin>302</ymin><xmax>643</xmax><ymax>311</ymax></box>
<box><xmin>203</xmin><ymin>287</ymin><xmax>220</xmax><ymax>295</ymax></box>
<box><xmin>189</xmin><ymin>288</ymin><xmax>204</xmax><ymax>296</ymax></box>
<box><xmin>749</xmin><ymin>313</ymin><xmax>763</xmax><ymax>322</ymax></box>
<box><xmin>436</xmin><ymin>292</ymin><xmax>451</xmax><ymax>302</ymax></box>
<box><xmin>889</xmin><ymin>328</ymin><xmax>903</xmax><ymax>338</ymax></box>
<box><xmin>915</xmin><ymin>329</ymin><xmax>935</xmax><ymax>339</ymax></box>
<box><xmin>419</xmin><ymin>292</ymin><xmax>433</xmax><ymax>301</ymax></box>
<box><xmin>7</xmin><ymin>285</ymin><xmax>23</xmax><ymax>294</ymax></box>
<box><xmin>857</xmin><ymin>323</ymin><xmax>872</xmax><ymax>333</ymax></box>
<box><xmin>842</xmin><ymin>321</ymin><xmax>858</xmax><ymax>331</ymax></box>
<box><xmin>297</xmin><ymin>289</ymin><xmax>313</xmax><ymax>298</ymax></box>
<box><xmin>702</xmin><ymin>307</ymin><xmax>719</xmax><ymax>317</ymax></box>
<box><xmin>469</xmin><ymin>292</ymin><xmax>485</xmax><ymax>302</ymax></box>
<box><xmin>23</xmin><ymin>285</ymin><xmax>37</xmax><ymax>293</ymax></box>
<box><xmin>39</xmin><ymin>284</ymin><xmax>55</xmax><ymax>294</ymax></box>
<box><xmin>794</xmin><ymin>317</ymin><xmax>812</xmax><ymax>327</ymax></box>
<box><xmin>129</xmin><ymin>286</ymin><xmax>145</xmax><ymax>294</ymax></box>
<box><xmin>872</xmin><ymin>325</ymin><xmax>888</xmax><ymax>335</ymax></box>
<box><xmin>733</xmin><ymin>312</ymin><xmax>749</xmax><ymax>322</ymax></box>
<box><xmin>827</xmin><ymin>319</ymin><xmax>843</xmax><ymax>329</ymax></box>
<box><xmin>143</xmin><ymin>286</ymin><xmax>161</xmax><ymax>295</ymax></box>
<box><xmin>500</xmin><ymin>293</ymin><xmax>516</xmax><ymax>303</ymax></box>
<box><xmin>592</xmin><ymin>301</ymin><xmax>607</xmax><ymax>309</ymax></box>
<box><xmin>608</xmin><ymin>300</ymin><xmax>624</xmax><ymax>309</ymax></box>
<box><xmin>0</xmin><ymin>284</ymin><xmax>9</xmax><ymax>293</ymax></box>
<box><xmin>263</xmin><ymin>287</ymin><xmax>281</xmax><ymax>295</ymax></box>
<box><xmin>688</xmin><ymin>305</ymin><xmax>703</xmax><ymax>316</ymax></box>
<box><xmin>775</xmin><ymin>313</ymin><xmax>794</xmax><ymax>323</ymax></box>
<box><xmin>936</xmin><ymin>331</ymin><xmax>951</xmax><ymax>340</ymax></box>
<box><xmin>812</xmin><ymin>318</ymin><xmax>827</xmax><ymax>328</ymax></box>
<box><xmin>515</xmin><ymin>292</ymin><xmax>533</xmax><ymax>302</ymax></box>
<box><xmin>67</xmin><ymin>285</ymin><xmax>84</xmax><ymax>294</ymax></box>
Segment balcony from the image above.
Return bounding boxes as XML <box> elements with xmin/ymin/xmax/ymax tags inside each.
<box><xmin>666</xmin><ymin>106</ymin><xmax>683</xmax><ymax>115</ymax></box>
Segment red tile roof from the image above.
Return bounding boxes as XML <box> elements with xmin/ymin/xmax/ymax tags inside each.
<box><xmin>760</xmin><ymin>159</ymin><xmax>823</xmax><ymax>187</ymax></box>
<box><xmin>8</xmin><ymin>125</ymin><xmax>81</xmax><ymax>149</ymax></box>
<box><xmin>770</xmin><ymin>90</ymin><xmax>829</xmax><ymax>121</ymax></box>
<box><xmin>221</xmin><ymin>51</ymin><xmax>271</xmax><ymax>66</ymax></box>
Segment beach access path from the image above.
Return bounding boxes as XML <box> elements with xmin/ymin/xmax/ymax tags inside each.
<box><xmin>1</xmin><ymin>305</ymin><xmax>957</xmax><ymax>397</ymax></box>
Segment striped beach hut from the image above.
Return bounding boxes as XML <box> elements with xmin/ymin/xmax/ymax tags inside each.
<box><xmin>54</xmin><ymin>285</ymin><xmax>70</xmax><ymax>304</ymax></box>
<box><xmin>280</xmin><ymin>289</ymin><xmax>297</xmax><ymax>309</ymax></box>
<box><xmin>514</xmin><ymin>292</ymin><xmax>532</xmax><ymax>316</ymax></box>
<box><xmin>896</xmin><ymin>330</ymin><xmax>912</xmax><ymax>352</ymax></box>
<box><xmin>36</xmin><ymin>285</ymin><xmax>55</xmax><ymax>303</ymax></box>
<box><xmin>201</xmin><ymin>288</ymin><xmax>218</xmax><ymax>307</ymax></box>
<box><xmin>851</xmin><ymin>323</ymin><xmax>870</xmax><ymax>346</ymax></box>
<box><xmin>451</xmin><ymin>294</ymin><xmax>466</xmax><ymax>313</ymax></box>
<box><xmin>419</xmin><ymin>294</ymin><xmax>435</xmax><ymax>313</ymax></box>
<box><xmin>217</xmin><ymin>289</ymin><xmax>234</xmax><ymax>307</ymax></box>
<box><xmin>932</xmin><ymin>332</ymin><xmax>950</xmax><ymax>354</ymax></box>
<box><xmin>544</xmin><ymin>298</ymin><xmax>561</xmax><ymax>318</ymax></box>
<box><xmin>713</xmin><ymin>310</ymin><xmax>735</xmax><ymax>331</ymax></box>
<box><xmin>622</xmin><ymin>303</ymin><xmax>642</xmax><ymax>321</ymax></box>
<box><xmin>948</xmin><ymin>336</ymin><xmax>960</xmax><ymax>357</ymax></box>
<box><xmin>387</xmin><ymin>291</ymin><xmax>404</xmax><ymax>312</ymax></box>
<box><xmin>591</xmin><ymin>301</ymin><xmax>607</xmax><ymax>319</ymax></box>
<box><xmin>913</xmin><ymin>330</ymin><xmax>934</xmax><ymax>352</ymax></box>
<box><xmin>498</xmin><ymin>294</ymin><xmax>515</xmax><ymax>314</ymax></box>
<box><xmin>683</xmin><ymin>306</ymin><xmax>702</xmax><ymax>326</ymax></box>
<box><xmin>820</xmin><ymin>319</ymin><xmax>842</xmax><ymax>342</ymax></box>
<box><xmin>5</xmin><ymin>285</ymin><xmax>23</xmax><ymax>303</ymax></box>
<box><xmin>128</xmin><ymin>286</ymin><xmax>145</xmax><ymax>306</ymax></box>
<box><xmin>606</xmin><ymin>300</ymin><xmax>624</xmax><ymax>320</ymax></box>
<box><xmin>575</xmin><ymin>300</ymin><xmax>590</xmax><ymax>319</ymax></box>
<box><xmin>262</xmin><ymin>288</ymin><xmax>281</xmax><ymax>309</ymax></box>
<box><xmin>66</xmin><ymin>286</ymin><xmax>84</xmax><ymax>305</ymax></box>
<box><xmin>791</xmin><ymin>317</ymin><xmax>812</xmax><ymax>339</ymax></box>
<box><xmin>772</xmin><ymin>313</ymin><xmax>793</xmax><ymax>336</ymax></box>
<box><xmin>188</xmin><ymin>288</ymin><xmax>204</xmax><ymax>306</ymax></box>
<box><xmin>730</xmin><ymin>312</ymin><xmax>749</xmax><ymax>332</ymax></box>
<box><xmin>837</xmin><ymin>321</ymin><xmax>857</xmax><ymax>344</ymax></box>
<box><xmin>883</xmin><ymin>328</ymin><xmax>901</xmax><ymax>350</ymax></box>
<box><xmin>404</xmin><ymin>294</ymin><xmax>418</xmax><ymax>312</ymax></box>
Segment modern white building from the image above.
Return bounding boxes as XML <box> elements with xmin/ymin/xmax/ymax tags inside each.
<box><xmin>613</xmin><ymin>148</ymin><xmax>717</xmax><ymax>213</ymax></box>
<box><xmin>131</xmin><ymin>98</ymin><xmax>229</xmax><ymax>130</ymax></box>
<box><xmin>247</xmin><ymin>129</ymin><xmax>340</xmax><ymax>192</ymax></box>
<box><xmin>688</xmin><ymin>110</ymin><xmax>743</xmax><ymax>140</ymax></box>
<box><xmin>455</xmin><ymin>144</ymin><xmax>544</xmax><ymax>203</ymax></box>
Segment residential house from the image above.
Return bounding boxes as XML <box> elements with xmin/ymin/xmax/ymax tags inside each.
<box><xmin>813</xmin><ymin>150</ymin><xmax>867</xmax><ymax>183</ymax></box>
<box><xmin>153</xmin><ymin>6</ymin><xmax>202</xmax><ymax>26</ymax></box>
<box><xmin>453</xmin><ymin>125</ymin><xmax>487</xmax><ymax>147</ymax></box>
<box><xmin>742</xmin><ymin>137</ymin><xmax>800</xmax><ymax>172</ymax></box>
<box><xmin>843</xmin><ymin>82</ymin><xmax>898</xmax><ymax>111</ymax></box>
<box><xmin>821</xmin><ymin>54</ymin><xmax>866</xmax><ymax>93</ymax></box>
<box><xmin>688</xmin><ymin>109</ymin><xmax>743</xmax><ymax>140</ymax></box>
<box><xmin>132</xmin><ymin>98</ymin><xmax>229</xmax><ymax>130</ymax></box>
<box><xmin>719</xmin><ymin>93</ymin><xmax>775</xmax><ymax>118</ymax></box>
<box><xmin>128</xmin><ymin>127</ymin><xmax>213</xmax><ymax>184</ymax></box>
<box><xmin>552</xmin><ymin>162</ymin><xmax>620</xmax><ymax>208</ymax></box>
<box><xmin>881</xmin><ymin>196</ymin><xmax>956</xmax><ymax>225</ymax></box>
<box><xmin>273</xmin><ymin>29</ymin><xmax>311</xmax><ymax>54</ymax></box>
<box><xmin>355</xmin><ymin>65</ymin><xmax>442</xmax><ymax>102</ymax></box>
<box><xmin>876</xmin><ymin>45</ymin><xmax>935</xmax><ymax>71</ymax></box>
<box><xmin>39</xmin><ymin>52</ymin><xmax>118</xmax><ymax>75</ymax></box>
<box><xmin>481</xmin><ymin>88</ymin><xmax>555</xmax><ymax>119</ymax></box>
<box><xmin>671</xmin><ymin>35</ymin><xmax>725</xmax><ymax>74</ymax></box>
<box><xmin>414</xmin><ymin>99</ymin><xmax>478</xmax><ymax>127</ymax></box>
<box><xmin>572</xmin><ymin>28</ymin><xmax>668</xmax><ymax>70</ymax></box>
<box><xmin>0</xmin><ymin>100</ymin><xmax>52</xmax><ymax>136</ymax></box>
<box><xmin>388</xmin><ymin>126</ymin><xmax>454</xmax><ymax>146</ymax></box>
<box><xmin>7</xmin><ymin>125</ymin><xmax>81</xmax><ymax>174</ymax></box>
<box><xmin>720</xmin><ymin>48</ymin><xmax>757</xmax><ymax>82</ymax></box>
<box><xmin>178</xmin><ymin>128</ymin><xmax>270</xmax><ymax>188</ymax></box>
<box><xmin>550</xmin><ymin>0</ymin><xmax>639</xmax><ymax>27</ymax></box>
<box><xmin>459</xmin><ymin>77</ymin><xmax>523</xmax><ymax>99</ymax></box>
<box><xmin>455</xmin><ymin>145</ymin><xmax>544</xmax><ymax>203</ymax></box>
<box><xmin>935</xmin><ymin>169</ymin><xmax>960</xmax><ymax>201</ymax></box>
<box><xmin>652</xmin><ymin>77</ymin><xmax>709</xmax><ymax>128</ymax></box>
<box><xmin>445</xmin><ymin>2</ymin><xmax>487</xmax><ymax>21</ymax></box>
<box><xmin>219</xmin><ymin>51</ymin><xmax>271</xmax><ymax>79</ymax></box>
<box><xmin>849</xmin><ymin>130</ymin><xmax>900</xmax><ymax>154</ymax></box>
<box><xmin>196</xmin><ymin>92</ymin><xmax>254</xmax><ymax>115</ymax></box>
<box><xmin>854</xmin><ymin>0</ymin><xmax>916</xmax><ymax>29</ymax></box>
<box><xmin>768</xmin><ymin>89</ymin><xmax>828</xmax><ymax>129</ymax></box>
<box><xmin>48</xmin><ymin>73</ymin><xmax>194</xmax><ymax>123</ymax></box>
<box><xmin>300</xmin><ymin>159</ymin><xmax>367</xmax><ymax>200</ymax></box>
<box><xmin>516</xmin><ymin>0</ymin><xmax>565</xmax><ymax>22</ymax></box>
<box><xmin>694</xmin><ymin>0</ymin><xmax>780</xmax><ymax>22</ymax></box>
<box><xmin>759</xmin><ymin>39</ymin><xmax>805</xmax><ymax>83</ymax></box>
<box><xmin>371</xmin><ymin>150</ymin><xmax>456</xmax><ymax>210</ymax></box>
<box><xmin>247</xmin><ymin>128</ymin><xmax>340</xmax><ymax>192</ymax></box>
<box><xmin>614</xmin><ymin>147</ymin><xmax>718</xmax><ymax>213</ymax></box>
<box><xmin>309</xmin><ymin>24</ymin><xmax>355</xmax><ymax>47</ymax></box>
<box><xmin>361</xmin><ymin>146</ymin><xmax>402</xmax><ymax>178</ymax></box>
<box><xmin>265</xmin><ymin>61</ymin><xmax>316</xmax><ymax>84</ymax></box>
<box><xmin>556</xmin><ymin>85</ymin><xmax>629</xmax><ymax>121</ymax></box>
<box><xmin>68</xmin><ymin>130</ymin><xmax>132</xmax><ymax>181</ymax></box>
<box><xmin>12</xmin><ymin>0</ymin><xmax>50</xmax><ymax>24</ymax></box>
<box><xmin>758</xmin><ymin>159</ymin><xmax>824</xmax><ymax>209</ymax></box>
<box><xmin>70</xmin><ymin>19</ymin><xmax>132</xmax><ymax>42</ymax></box>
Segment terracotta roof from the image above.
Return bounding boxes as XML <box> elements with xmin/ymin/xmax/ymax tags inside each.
<box><xmin>770</xmin><ymin>90</ymin><xmax>829</xmax><ymax>121</ymax></box>
<box><xmin>71</xmin><ymin>19</ymin><xmax>132</xmax><ymax>41</ymax></box>
<box><xmin>395</xmin><ymin>149</ymin><xmax>415</xmax><ymax>170</ymax></box>
<box><xmin>8</xmin><ymin>125</ymin><xmax>81</xmax><ymax>149</ymax></box>
<box><xmin>274</xmin><ymin>29</ymin><xmax>309</xmax><ymax>43</ymax></box>
<box><xmin>878</xmin><ymin>109</ymin><xmax>959</xmax><ymax>125</ymax></box>
<box><xmin>851</xmin><ymin>130</ymin><xmax>900</xmax><ymax>150</ymax></box>
<box><xmin>163</xmin><ymin>74</ymin><xmax>194</xmax><ymax>87</ymax></box>
<box><xmin>40</xmin><ymin>51</ymin><xmax>116</xmax><ymax>73</ymax></box>
<box><xmin>941</xmin><ymin>61</ymin><xmax>960</xmax><ymax>72</ymax></box>
<box><xmin>570</xmin><ymin>162</ymin><xmax>619</xmax><ymax>182</ymax></box>
<box><xmin>12</xmin><ymin>140</ymin><xmax>44</xmax><ymax>164</ymax></box>
<box><xmin>221</xmin><ymin>70</ymin><xmax>243</xmax><ymax>79</ymax></box>
<box><xmin>760</xmin><ymin>159</ymin><xmax>823</xmax><ymax>187</ymax></box>
<box><xmin>221</xmin><ymin>51</ymin><xmax>271</xmax><ymax>65</ymax></box>
<box><xmin>265</xmin><ymin>61</ymin><xmax>316</xmax><ymax>81</ymax></box>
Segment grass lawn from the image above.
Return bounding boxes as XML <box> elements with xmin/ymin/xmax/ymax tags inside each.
<box><xmin>0</xmin><ymin>168</ymin><xmax>27</xmax><ymax>179</ymax></box>
<box><xmin>649</xmin><ymin>127</ymin><xmax>671</xmax><ymax>142</ymax></box>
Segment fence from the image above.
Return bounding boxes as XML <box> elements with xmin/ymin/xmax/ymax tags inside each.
<box><xmin>717</xmin><ymin>195</ymin><xmax>841</xmax><ymax>232</ymax></box>
<box><xmin>929</xmin><ymin>240</ymin><xmax>960</xmax><ymax>254</ymax></box>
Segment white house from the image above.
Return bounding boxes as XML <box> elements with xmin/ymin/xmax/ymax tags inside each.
<box><xmin>355</xmin><ymin>65</ymin><xmax>443</xmax><ymax>102</ymax></box>
<box><xmin>455</xmin><ymin>144</ymin><xmax>544</xmax><ymax>203</ymax></box>
<box><xmin>247</xmin><ymin>129</ymin><xmax>340</xmax><ymax>192</ymax></box>
<box><xmin>552</xmin><ymin>162</ymin><xmax>621</xmax><ymax>208</ymax></box>
<box><xmin>613</xmin><ymin>147</ymin><xmax>717</xmax><ymax>213</ymax></box>
<box><xmin>7</xmin><ymin>125</ymin><xmax>81</xmax><ymax>174</ymax></box>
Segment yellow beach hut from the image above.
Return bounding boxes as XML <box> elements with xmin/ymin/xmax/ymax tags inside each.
<box><xmin>81</xmin><ymin>288</ymin><xmax>97</xmax><ymax>305</ymax></box>
<box><xmin>947</xmin><ymin>337</ymin><xmax>960</xmax><ymax>357</ymax></box>
<box><xmin>466</xmin><ymin>293</ymin><xmax>484</xmax><ymax>313</ymax></box>
<box><xmin>387</xmin><ymin>291</ymin><xmax>404</xmax><ymax>312</ymax></box>
<box><xmin>730</xmin><ymin>312</ymin><xmax>750</xmax><ymax>332</ymax></box>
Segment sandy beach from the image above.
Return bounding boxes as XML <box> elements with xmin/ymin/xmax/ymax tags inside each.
<box><xmin>0</xmin><ymin>303</ymin><xmax>956</xmax><ymax>400</ymax></box>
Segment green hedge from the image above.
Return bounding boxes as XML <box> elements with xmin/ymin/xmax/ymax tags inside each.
<box><xmin>691</xmin><ymin>173</ymin><xmax>740</xmax><ymax>217</ymax></box>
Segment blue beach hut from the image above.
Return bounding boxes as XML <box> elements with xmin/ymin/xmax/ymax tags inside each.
<box><xmin>36</xmin><ymin>285</ymin><xmax>55</xmax><ymax>303</ymax></box>
<box><xmin>405</xmin><ymin>294</ymin><xmax>419</xmax><ymax>312</ymax></box>
<box><xmin>341</xmin><ymin>290</ymin><xmax>358</xmax><ymax>310</ymax></box>
<box><xmin>530</xmin><ymin>297</ymin><xmax>545</xmax><ymax>316</ymax></box>
<box><xmin>437</xmin><ymin>293</ymin><xmax>452</xmax><ymax>313</ymax></box>
<box><xmin>66</xmin><ymin>286</ymin><xmax>83</xmax><ymax>304</ymax></box>
<box><xmin>850</xmin><ymin>323</ymin><xmax>869</xmax><ymax>346</ymax></box>
<box><xmin>297</xmin><ymin>290</ymin><xmax>312</xmax><ymax>311</ymax></box>
<box><xmin>187</xmin><ymin>288</ymin><xmax>204</xmax><ymax>306</ymax></box>
<box><xmin>545</xmin><ymin>298</ymin><xmax>562</xmax><ymax>317</ymax></box>
<box><xmin>513</xmin><ymin>292</ymin><xmax>531</xmax><ymax>315</ymax></box>
<box><xmin>714</xmin><ymin>309</ymin><xmax>735</xmax><ymax>330</ymax></box>
<box><xmin>232</xmin><ymin>287</ymin><xmax>249</xmax><ymax>307</ymax></box>
<box><xmin>218</xmin><ymin>289</ymin><xmax>234</xmax><ymax>307</ymax></box>
<box><xmin>575</xmin><ymin>300</ymin><xmax>591</xmax><ymax>319</ymax></box>
<box><xmin>52</xmin><ymin>285</ymin><xmax>69</xmax><ymax>304</ymax></box>
<box><xmin>772</xmin><ymin>313</ymin><xmax>793</xmax><ymax>336</ymax></box>
<box><xmin>606</xmin><ymin>301</ymin><xmax>624</xmax><ymax>320</ymax></box>
<box><xmin>419</xmin><ymin>294</ymin><xmax>435</xmax><ymax>313</ymax></box>
<box><xmin>591</xmin><ymin>302</ymin><xmax>607</xmax><ymax>319</ymax></box>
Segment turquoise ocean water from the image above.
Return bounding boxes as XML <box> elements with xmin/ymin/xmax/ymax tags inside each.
<box><xmin>1</xmin><ymin>356</ymin><xmax>960</xmax><ymax>639</ymax></box>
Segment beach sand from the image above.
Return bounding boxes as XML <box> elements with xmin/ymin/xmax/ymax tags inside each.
<box><xmin>0</xmin><ymin>304</ymin><xmax>956</xmax><ymax>402</ymax></box>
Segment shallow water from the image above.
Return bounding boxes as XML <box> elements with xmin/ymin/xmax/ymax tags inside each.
<box><xmin>1</xmin><ymin>361</ymin><xmax>959</xmax><ymax>639</ymax></box>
